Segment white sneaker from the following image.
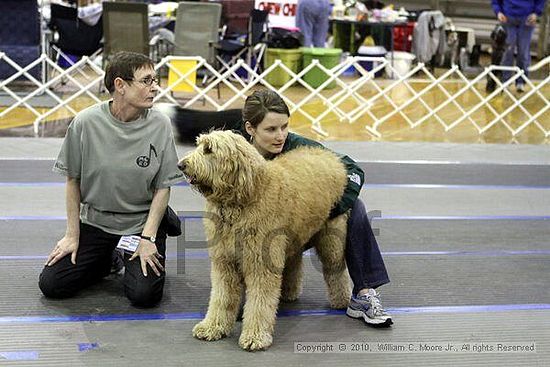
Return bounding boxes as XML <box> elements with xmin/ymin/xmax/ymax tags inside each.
<box><xmin>346</xmin><ymin>289</ymin><xmax>393</xmax><ymax>327</ymax></box>
<box><xmin>516</xmin><ymin>84</ymin><xmax>525</xmax><ymax>93</ymax></box>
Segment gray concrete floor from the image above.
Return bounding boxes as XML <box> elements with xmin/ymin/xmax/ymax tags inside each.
<box><xmin>0</xmin><ymin>137</ymin><xmax>549</xmax><ymax>366</ymax></box>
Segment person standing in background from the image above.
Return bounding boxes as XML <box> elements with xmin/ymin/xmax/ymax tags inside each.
<box><xmin>491</xmin><ymin>0</ymin><xmax>547</xmax><ymax>92</ymax></box>
<box><xmin>296</xmin><ymin>0</ymin><xmax>332</xmax><ymax>47</ymax></box>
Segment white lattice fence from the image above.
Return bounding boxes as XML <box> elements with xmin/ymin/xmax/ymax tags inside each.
<box><xmin>0</xmin><ymin>52</ymin><xmax>104</xmax><ymax>132</ymax></box>
<box><xmin>1</xmin><ymin>51</ymin><xmax>548</xmax><ymax>138</ymax></box>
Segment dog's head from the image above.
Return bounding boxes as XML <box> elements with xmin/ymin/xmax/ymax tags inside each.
<box><xmin>491</xmin><ymin>25</ymin><xmax>507</xmax><ymax>46</ymax></box>
<box><xmin>178</xmin><ymin>130</ymin><xmax>265</xmax><ymax>204</ymax></box>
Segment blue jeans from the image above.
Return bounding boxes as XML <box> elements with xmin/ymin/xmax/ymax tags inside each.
<box><xmin>296</xmin><ymin>0</ymin><xmax>331</xmax><ymax>47</ymax></box>
<box><xmin>346</xmin><ymin>199</ymin><xmax>390</xmax><ymax>295</ymax></box>
<box><xmin>501</xmin><ymin>17</ymin><xmax>535</xmax><ymax>85</ymax></box>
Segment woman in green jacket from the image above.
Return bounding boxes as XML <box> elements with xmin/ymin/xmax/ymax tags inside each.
<box><xmin>236</xmin><ymin>89</ymin><xmax>392</xmax><ymax>326</ymax></box>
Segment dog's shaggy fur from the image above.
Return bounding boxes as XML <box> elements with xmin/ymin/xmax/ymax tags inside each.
<box><xmin>179</xmin><ymin>131</ymin><xmax>351</xmax><ymax>351</ymax></box>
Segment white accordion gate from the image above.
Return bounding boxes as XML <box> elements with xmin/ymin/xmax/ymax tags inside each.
<box><xmin>1</xmin><ymin>51</ymin><xmax>548</xmax><ymax>138</ymax></box>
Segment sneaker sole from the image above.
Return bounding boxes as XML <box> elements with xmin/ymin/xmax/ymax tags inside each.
<box><xmin>346</xmin><ymin>307</ymin><xmax>393</xmax><ymax>327</ymax></box>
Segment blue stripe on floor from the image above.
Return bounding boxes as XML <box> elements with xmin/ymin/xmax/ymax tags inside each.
<box><xmin>0</xmin><ymin>182</ymin><xmax>194</xmax><ymax>188</ymax></box>
<box><xmin>1</xmin><ymin>158</ymin><xmax>547</xmax><ymax>165</ymax></box>
<box><xmin>0</xmin><ymin>313</ymin><xmax>204</xmax><ymax>324</ymax></box>
<box><xmin>2</xmin><ymin>182</ymin><xmax>550</xmax><ymax>190</ymax></box>
<box><xmin>367</xmin><ymin>184</ymin><xmax>550</xmax><ymax>190</ymax></box>
<box><xmin>380</xmin><ymin>215</ymin><xmax>550</xmax><ymax>220</ymax></box>
<box><xmin>177</xmin><ymin>249</ymin><xmax>550</xmax><ymax>258</ymax></box>
<box><xmin>389</xmin><ymin>303</ymin><xmax>550</xmax><ymax>314</ymax></box>
<box><xmin>0</xmin><ymin>182</ymin><xmax>65</xmax><ymax>187</ymax></box>
<box><xmin>179</xmin><ymin>215</ymin><xmax>550</xmax><ymax>221</ymax></box>
<box><xmin>0</xmin><ymin>351</ymin><xmax>39</xmax><ymax>361</ymax></box>
<box><xmin>2</xmin><ymin>249</ymin><xmax>550</xmax><ymax>261</ymax></box>
<box><xmin>382</xmin><ymin>250</ymin><xmax>550</xmax><ymax>256</ymax></box>
<box><xmin>78</xmin><ymin>343</ymin><xmax>99</xmax><ymax>352</ymax></box>
<box><xmin>1</xmin><ymin>215</ymin><xmax>550</xmax><ymax>221</ymax></box>
<box><xmin>0</xmin><ymin>304</ymin><xmax>549</xmax><ymax>324</ymax></box>
<box><xmin>279</xmin><ymin>303</ymin><xmax>550</xmax><ymax>316</ymax></box>
<box><xmin>0</xmin><ymin>216</ymin><xmax>67</xmax><ymax>221</ymax></box>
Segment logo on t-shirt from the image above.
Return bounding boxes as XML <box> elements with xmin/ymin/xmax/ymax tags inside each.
<box><xmin>136</xmin><ymin>144</ymin><xmax>157</xmax><ymax>168</ymax></box>
<box><xmin>54</xmin><ymin>161</ymin><xmax>68</xmax><ymax>172</ymax></box>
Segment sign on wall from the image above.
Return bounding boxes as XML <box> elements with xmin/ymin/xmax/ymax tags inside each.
<box><xmin>255</xmin><ymin>0</ymin><xmax>298</xmax><ymax>28</ymax></box>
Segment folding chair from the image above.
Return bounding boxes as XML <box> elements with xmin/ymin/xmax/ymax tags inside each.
<box><xmin>221</xmin><ymin>0</ymin><xmax>255</xmax><ymax>35</ymax></box>
<box><xmin>0</xmin><ymin>0</ymin><xmax>41</xmax><ymax>81</ymax></box>
<box><xmin>48</xmin><ymin>3</ymin><xmax>103</xmax><ymax>70</ymax></box>
<box><xmin>172</xmin><ymin>1</ymin><xmax>223</xmax><ymax>98</ymax></box>
<box><xmin>173</xmin><ymin>1</ymin><xmax>222</xmax><ymax>65</ymax></box>
<box><xmin>216</xmin><ymin>9</ymin><xmax>269</xmax><ymax>82</ymax></box>
<box><xmin>102</xmin><ymin>2</ymin><xmax>149</xmax><ymax>65</ymax></box>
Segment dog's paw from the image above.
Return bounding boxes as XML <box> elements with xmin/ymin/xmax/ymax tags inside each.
<box><xmin>238</xmin><ymin>330</ymin><xmax>273</xmax><ymax>351</ymax></box>
<box><xmin>192</xmin><ymin>320</ymin><xmax>229</xmax><ymax>341</ymax></box>
<box><xmin>329</xmin><ymin>298</ymin><xmax>350</xmax><ymax>310</ymax></box>
<box><xmin>280</xmin><ymin>285</ymin><xmax>301</xmax><ymax>303</ymax></box>
<box><xmin>280</xmin><ymin>293</ymin><xmax>299</xmax><ymax>303</ymax></box>
<box><xmin>328</xmin><ymin>285</ymin><xmax>351</xmax><ymax>309</ymax></box>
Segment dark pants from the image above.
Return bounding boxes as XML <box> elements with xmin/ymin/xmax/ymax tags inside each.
<box><xmin>346</xmin><ymin>199</ymin><xmax>390</xmax><ymax>295</ymax></box>
<box><xmin>296</xmin><ymin>0</ymin><xmax>331</xmax><ymax>47</ymax></box>
<box><xmin>39</xmin><ymin>222</ymin><xmax>166</xmax><ymax>308</ymax></box>
<box><xmin>501</xmin><ymin>16</ymin><xmax>535</xmax><ymax>85</ymax></box>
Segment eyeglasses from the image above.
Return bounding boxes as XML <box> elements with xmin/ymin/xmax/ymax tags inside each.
<box><xmin>123</xmin><ymin>75</ymin><xmax>160</xmax><ymax>87</ymax></box>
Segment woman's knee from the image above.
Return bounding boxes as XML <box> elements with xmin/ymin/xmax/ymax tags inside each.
<box><xmin>38</xmin><ymin>268</ymin><xmax>75</xmax><ymax>299</ymax></box>
<box><xmin>124</xmin><ymin>278</ymin><xmax>165</xmax><ymax>308</ymax></box>
<box><xmin>125</xmin><ymin>288</ymin><xmax>163</xmax><ymax>308</ymax></box>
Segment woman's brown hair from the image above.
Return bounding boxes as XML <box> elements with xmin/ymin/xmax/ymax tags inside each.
<box><xmin>242</xmin><ymin>90</ymin><xmax>290</xmax><ymax>128</ymax></box>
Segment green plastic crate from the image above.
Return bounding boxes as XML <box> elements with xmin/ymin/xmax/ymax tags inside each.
<box><xmin>301</xmin><ymin>47</ymin><xmax>342</xmax><ymax>89</ymax></box>
<box><xmin>264</xmin><ymin>48</ymin><xmax>303</xmax><ymax>87</ymax></box>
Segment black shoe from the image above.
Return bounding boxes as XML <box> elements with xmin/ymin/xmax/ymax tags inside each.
<box><xmin>486</xmin><ymin>79</ymin><xmax>496</xmax><ymax>93</ymax></box>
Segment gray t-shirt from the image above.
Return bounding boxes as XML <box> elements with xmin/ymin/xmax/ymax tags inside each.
<box><xmin>53</xmin><ymin>101</ymin><xmax>185</xmax><ymax>235</ymax></box>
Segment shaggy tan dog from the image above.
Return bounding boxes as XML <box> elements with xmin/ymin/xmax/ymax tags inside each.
<box><xmin>178</xmin><ymin>130</ymin><xmax>351</xmax><ymax>351</ymax></box>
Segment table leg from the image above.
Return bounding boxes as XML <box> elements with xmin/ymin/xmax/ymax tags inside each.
<box><xmin>350</xmin><ymin>23</ymin><xmax>355</xmax><ymax>53</ymax></box>
<box><xmin>333</xmin><ymin>22</ymin><xmax>338</xmax><ymax>48</ymax></box>
<box><xmin>390</xmin><ymin>25</ymin><xmax>394</xmax><ymax>69</ymax></box>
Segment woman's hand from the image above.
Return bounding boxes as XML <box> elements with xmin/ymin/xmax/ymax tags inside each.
<box><xmin>527</xmin><ymin>13</ymin><xmax>537</xmax><ymax>26</ymax></box>
<box><xmin>130</xmin><ymin>239</ymin><xmax>164</xmax><ymax>277</ymax></box>
<box><xmin>497</xmin><ymin>12</ymin><xmax>507</xmax><ymax>23</ymax></box>
<box><xmin>46</xmin><ymin>235</ymin><xmax>79</xmax><ymax>266</ymax></box>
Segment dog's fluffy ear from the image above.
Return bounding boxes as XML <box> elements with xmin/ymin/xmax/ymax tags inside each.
<box><xmin>196</xmin><ymin>134</ymin><xmax>210</xmax><ymax>147</ymax></box>
<box><xmin>196</xmin><ymin>135</ymin><xmax>214</xmax><ymax>154</ymax></box>
<box><xmin>203</xmin><ymin>139</ymin><xmax>213</xmax><ymax>154</ymax></box>
<box><xmin>195</xmin><ymin>134</ymin><xmax>204</xmax><ymax>146</ymax></box>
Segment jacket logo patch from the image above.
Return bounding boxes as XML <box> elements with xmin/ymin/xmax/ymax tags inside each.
<box><xmin>348</xmin><ymin>173</ymin><xmax>361</xmax><ymax>186</ymax></box>
<box><xmin>136</xmin><ymin>144</ymin><xmax>157</xmax><ymax>168</ymax></box>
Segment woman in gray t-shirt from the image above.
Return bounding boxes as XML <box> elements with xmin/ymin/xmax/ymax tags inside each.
<box><xmin>39</xmin><ymin>52</ymin><xmax>184</xmax><ymax>307</ymax></box>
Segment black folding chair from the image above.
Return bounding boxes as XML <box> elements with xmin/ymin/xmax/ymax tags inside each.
<box><xmin>0</xmin><ymin>0</ymin><xmax>41</xmax><ymax>81</ymax></box>
<box><xmin>49</xmin><ymin>3</ymin><xmax>103</xmax><ymax>65</ymax></box>
<box><xmin>216</xmin><ymin>9</ymin><xmax>269</xmax><ymax>82</ymax></box>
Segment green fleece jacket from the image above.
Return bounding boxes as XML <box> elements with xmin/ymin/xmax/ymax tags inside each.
<box><xmin>228</xmin><ymin>121</ymin><xmax>364</xmax><ymax>218</ymax></box>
